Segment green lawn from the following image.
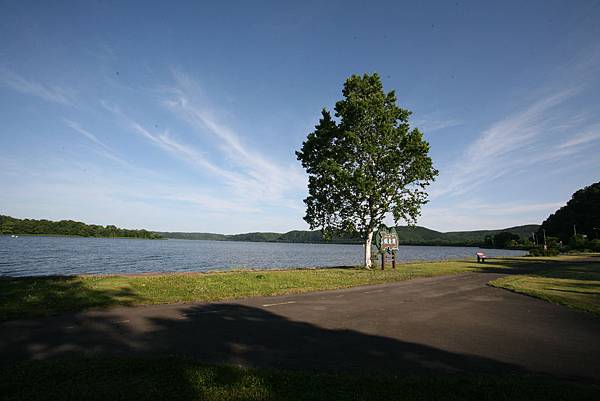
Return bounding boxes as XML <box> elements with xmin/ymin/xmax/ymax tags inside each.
<box><xmin>0</xmin><ymin>261</ymin><xmax>486</xmax><ymax>320</ymax></box>
<box><xmin>1</xmin><ymin>357</ymin><xmax>598</xmax><ymax>401</ymax></box>
<box><xmin>2</xmin><ymin>255</ymin><xmax>599</xmax><ymax>321</ymax></box>
<box><xmin>489</xmin><ymin>260</ymin><xmax>600</xmax><ymax>315</ymax></box>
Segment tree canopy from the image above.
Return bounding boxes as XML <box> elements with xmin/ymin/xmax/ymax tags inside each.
<box><xmin>0</xmin><ymin>215</ymin><xmax>162</xmax><ymax>239</ymax></box>
<box><xmin>538</xmin><ymin>181</ymin><xmax>600</xmax><ymax>242</ymax></box>
<box><xmin>296</xmin><ymin>73</ymin><xmax>438</xmax><ymax>268</ymax></box>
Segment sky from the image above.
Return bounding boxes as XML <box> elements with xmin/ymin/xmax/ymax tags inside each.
<box><xmin>1</xmin><ymin>0</ymin><xmax>599</xmax><ymax>234</ymax></box>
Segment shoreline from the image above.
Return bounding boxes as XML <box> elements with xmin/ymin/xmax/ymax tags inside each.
<box><xmin>2</xmin><ymin>233</ymin><xmax>528</xmax><ymax>250</ymax></box>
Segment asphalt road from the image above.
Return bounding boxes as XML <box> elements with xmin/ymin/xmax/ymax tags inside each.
<box><xmin>2</xmin><ymin>271</ymin><xmax>599</xmax><ymax>382</ymax></box>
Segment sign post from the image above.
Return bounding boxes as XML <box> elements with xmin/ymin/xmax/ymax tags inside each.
<box><xmin>374</xmin><ymin>225</ymin><xmax>399</xmax><ymax>270</ymax></box>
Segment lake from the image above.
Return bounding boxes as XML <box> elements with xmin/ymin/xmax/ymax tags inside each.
<box><xmin>0</xmin><ymin>235</ymin><xmax>527</xmax><ymax>277</ymax></box>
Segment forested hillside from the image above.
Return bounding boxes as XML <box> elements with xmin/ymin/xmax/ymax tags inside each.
<box><xmin>160</xmin><ymin>224</ymin><xmax>539</xmax><ymax>246</ymax></box>
<box><xmin>0</xmin><ymin>215</ymin><xmax>162</xmax><ymax>239</ymax></box>
<box><xmin>2</xmin><ymin>214</ymin><xmax>540</xmax><ymax>246</ymax></box>
<box><xmin>539</xmin><ymin>181</ymin><xmax>600</xmax><ymax>242</ymax></box>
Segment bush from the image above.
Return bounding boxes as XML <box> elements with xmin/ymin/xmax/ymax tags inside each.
<box><xmin>529</xmin><ymin>247</ymin><xmax>560</xmax><ymax>257</ymax></box>
<box><xmin>591</xmin><ymin>239</ymin><xmax>600</xmax><ymax>252</ymax></box>
<box><xmin>569</xmin><ymin>234</ymin><xmax>589</xmax><ymax>250</ymax></box>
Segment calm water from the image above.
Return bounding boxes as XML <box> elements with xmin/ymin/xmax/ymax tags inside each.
<box><xmin>0</xmin><ymin>235</ymin><xmax>527</xmax><ymax>277</ymax></box>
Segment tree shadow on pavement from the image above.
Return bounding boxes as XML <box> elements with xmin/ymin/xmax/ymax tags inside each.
<box><xmin>1</xmin><ymin>303</ymin><xmax>529</xmax><ymax>377</ymax></box>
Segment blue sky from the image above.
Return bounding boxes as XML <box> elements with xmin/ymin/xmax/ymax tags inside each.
<box><xmin>1</xmin><ymin>0</ymin><xmax>599</xmax><ymax>233</ymax></box>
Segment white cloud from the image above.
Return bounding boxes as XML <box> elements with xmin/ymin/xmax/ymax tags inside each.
<box><xmin>420</xmin><ymin>200</ymin><xmax>564</xmax><ymax>232</ymax></box>
<box><xmin>432</xmin><ymin>88</ymin><xmax>580</xmax><ymax>198</ymax></box>
<box><xmin>0</xmin><ymin>68</ymin><xmax>75</xmax><ymax>105</ymax></box>
<box><xmin>64</xmin><ymin>119</ymin><xmax>112</xmax><ymax>151</ymax></box>
<box><xmin>100</xmin><ymin>97</ymin><xmax>306</xmax><ymax>211</ymax></box>
<box><xmin>163</xmin><ymin>71</ymin><xmax>307</xmax><ymax>198</ymax></box>
<box><xmin>412</xmin><ymin>116</ymin><xmax>462</xmax><ymax>133</ymax></box>
<box><xmin>0</xmin><ymin>155</ymin><xmax>283</xmax><ymax>232</ymax></box>
<box><xmin>558</xmin><ymin>124</ymin><xmax>600</xmax><ymax>149</ymax></box>
<box><xmin>63</xmin><ymin>118</ymin><xmax>145</xmax><ymax>169</ymax></box>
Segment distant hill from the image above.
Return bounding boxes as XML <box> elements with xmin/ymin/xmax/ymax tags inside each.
<box><xmin>159</xmin><ymin>224</ymin><xmax>540</xmax><ymax>246</ymax></box>
<box><xmin>0</xmin><ymin>215</ymin><xmax>163</xmax><ymax>239</ymax></box>
<box><xmin>444</xmin><ymin>225</ymin><xmax>541</xmax><ymax>242</ymax></box>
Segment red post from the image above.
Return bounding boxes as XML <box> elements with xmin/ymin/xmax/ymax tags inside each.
<box><xmin>392</xmin><ymin>251</ymin><xmax>396</xmax><ymax>270</ymax></box>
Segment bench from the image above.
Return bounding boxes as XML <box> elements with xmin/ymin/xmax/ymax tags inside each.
<box><xmin>476</xmin><ymin>252</ymin><xmax>488</xmax><ymax>263</ymax></box>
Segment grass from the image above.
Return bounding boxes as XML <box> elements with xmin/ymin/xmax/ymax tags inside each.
<box><xmin>0</xmin><ymin>261</ymin><xmax>483</xmax><ymax>320</ymax></box>
<box><xmin>1</xmin><ymin>357</ymin><xmax>598</xmax><ymax>401</ymax></box>
<box><xmin>489</xmin><ymin>260</ymin><xmax>600</xmax><ymax>315</ymax></box>
<box><xmin>2</xmin><ymin>254</ymin><xmax>600</xmax><ymax>320</ymax></box>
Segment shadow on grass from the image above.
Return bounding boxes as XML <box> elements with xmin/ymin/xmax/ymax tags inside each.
<box><xmin>0</xmin><ymin>276</ymin><xmax>144</xmax><ymax>321</ymax></box>
<box><xmin>473</xmin><ymin>256</ymin><xmax>600</xmax><ymax>279</ymax></box>
<box><xmin>2</xmin><ymin>303</ymin><xmax>599</xmax><ymax>400</ymax></box>
<box><xmin>477</xmin><ymin>257</ymin><xmax>600</xmax><ymax>314</ymax></box>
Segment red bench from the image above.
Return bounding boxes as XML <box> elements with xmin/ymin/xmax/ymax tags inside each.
<box><xmin>476</xmin><ymin>252</ymin><xmax>488</xmax><ymax>263</ymax></box>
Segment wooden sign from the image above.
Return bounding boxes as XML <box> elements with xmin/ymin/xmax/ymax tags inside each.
<box><xmin>374</xmin><ymin>226</ymin><xmax>399</xmax><ymax>270</ymax></box>
<box><xmin>375</xmin><ymin>226</ymin><xmax>399</xmax><ymax>251</ymax></box>
<box><xmin>381</xmin><ymin>233</ymin><xmax>398</xmax><ymax>251</ymax></box>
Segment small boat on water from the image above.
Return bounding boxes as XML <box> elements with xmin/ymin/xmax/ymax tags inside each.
<box><xmin>10</xmin><ymin>235</ymin><xmax>18</xmax><ymax>238</ymax></box>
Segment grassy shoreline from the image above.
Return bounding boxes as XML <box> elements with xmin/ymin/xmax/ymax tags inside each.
<box><xmin>0</xmin><ymin>260</ymin><xmax>484</xmax><ymax>321</ymax></box>
<box><xmin>489</xmin><ymin>260</ymin><xmax>600</xmax><ymax>315</ymax></box>
<box><xmin>2</xmin><ymin>255</ymin><xmax>599</xmax><ymax>321</ymax></box>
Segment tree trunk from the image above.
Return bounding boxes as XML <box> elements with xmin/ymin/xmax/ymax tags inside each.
<box><xmin>364</xmin><ymin>230</ymin><xmax>373</xmax><ymax>269</ymax></box>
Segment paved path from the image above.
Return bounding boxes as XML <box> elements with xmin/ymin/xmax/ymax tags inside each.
<box><xmin>2</xmin><ymin>271</ymin><xmax>599</xmax><ymax>382</ymax></box>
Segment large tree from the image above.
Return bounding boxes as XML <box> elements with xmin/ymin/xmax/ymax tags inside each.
<box><xmin>296</xmin><ymin>73</ymin><xmax>438</xmax><ymax>268</ymax></box>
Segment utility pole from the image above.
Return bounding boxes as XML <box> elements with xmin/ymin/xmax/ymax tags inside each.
<box><xmin>573</xmin><ymin>224</ymin><xmax>577</xmax><ymax>236</ymax></box>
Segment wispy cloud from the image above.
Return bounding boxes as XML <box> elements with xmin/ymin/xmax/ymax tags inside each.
<box><xmin>430</xmin><ymin>45</ymin><xmax>600</xmax><ymax>200</ymax></box>
<box><xmin>557</xmin><ymin>124</ymin><xmax>600</xmax><ymax>149</ymax></box>
<box><xmin>0</xmin><ymin>68</ymin><xmax>75</xmax><ymax>105</ymax></box>
<box><xmin>159</xmin><ymin>71</ymin><xmax>306</xmax><ymax>202</ymax></box>
<box><xmin>100</xmin><ymin>99</ymin><xmax>300</xmax><ymax>206</ymax></box>
<box><xmin>420</xmin><ymin>200</ymin><xmax>565</xmax><ymax>231</ymax></box>
<box><xmin>164</xmin><ymin>71</ymin><xmax>306</xmax><ymax>198</ymax></box>
<box><xmin>1</xmin><ymin>147</ymin><xmax>303</xmax><ymax>233</ymax></box>
<box><xmin>128</xmin><ymin>118</ymin><xmax>248</xmax><ymax>186</ymax></box>
<box><xmin>64</xmin><ymin>119</ymin><xmax>112</xmax><ymax>151</ymax></box>
<box><xmin>431</xmin><ymin>88</ymin><xmax>583</xmax><ymax>198</ymax></box>
<box><xmin>412</xmin><ymin>116</ymin><xmax>462</xmax><ymax>133</ymax></box>
<box><xmin>63</xmin><ymin>118</ymin><xmax>137</xmax><ymax>168</ymax></box>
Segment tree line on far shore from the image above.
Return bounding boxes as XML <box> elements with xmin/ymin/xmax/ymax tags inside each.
<box><xmin>0</xmin><ymin>215</ymin><xmax>163</xmax><ymax>239</ymax></box>
<box><xmin>159</xmin><ymin>225</ymin><xmax>539</xmax><ymax>248</ymax></box>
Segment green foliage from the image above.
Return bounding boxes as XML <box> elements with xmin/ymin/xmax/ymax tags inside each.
<box><xmin>483</xmin><ymin>231</ymin><xmax>530</xmax><ymax>249</ymax></box>
<box><xmin>569</xmin><ymin>234</ymin><xmax>589</xmax><ymax>250</ymax></box>
<box><xmin>0</xmin><ymin>215</ymin><xmax>162</xmax><ymax>239</ymax></box>
<box><xmin>296</xmin><ymin>73</ymin><xmax>438</xmax><ymax>239</ymax></box>
<box><xmin>486</xmin><ymin>231</ymin><xmax>520</xmax><ymax>248</ymax></box>
<box><xmin>528</xmin><ymin>247</ymin><xmax>560</xmax><ymax>257</ymax></box>
<box><xmin>546</xmin><ymin>236</ymin><xmax>561</xmax><ymax>249</ymax></box>
<box><xmin>539</xmin><ymin>181</ymin><xmax>600</xmax><ymax>242</ymax></box>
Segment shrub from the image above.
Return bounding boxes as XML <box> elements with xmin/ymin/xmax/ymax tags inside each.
<box><xmin>569</xmin><ymin>234</ymin><xmax>589</xmax><ymax>250</ymax></box>
<box><xmin>529</xmin><ymin>247</ymin><xmax>559</xmax><ymax>257</ymax></box>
